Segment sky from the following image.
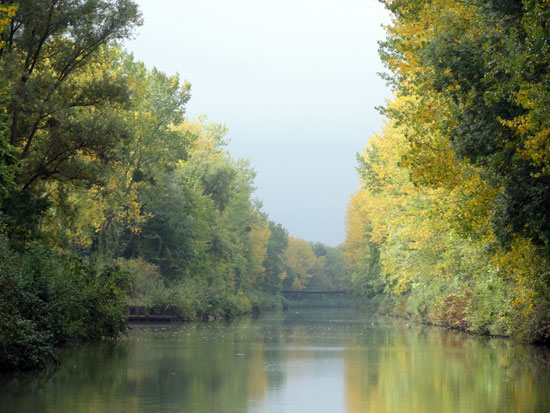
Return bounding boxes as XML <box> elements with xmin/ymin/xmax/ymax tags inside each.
<box><xmin>124</xmin><ymin>0</ymin><xmax>392</xmax><ymax>246</ymax></box>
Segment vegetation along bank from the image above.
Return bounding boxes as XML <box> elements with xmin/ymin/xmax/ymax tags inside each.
<box><xmin>0</xmin><ymin>1</ymin><xmax>347</xmax><ymax>371</ymax></box>
<box><xmin>345</xmin><ymin>0</ymin><xmax>550</xmax><ymax>344</ymax></box>
<box><xmin>3</xmin><ymin>0</ymin><xmax>550</xmax><ymax>372</ymax></box>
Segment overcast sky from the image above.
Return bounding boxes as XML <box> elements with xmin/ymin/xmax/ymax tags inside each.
<box><xmin>124</xmin><ymin>0</ymin><xmax>392</xmax><ymax>246</ymax></box>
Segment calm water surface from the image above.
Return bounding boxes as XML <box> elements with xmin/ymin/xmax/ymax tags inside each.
<box><xmin>1</xmin><ymin>308</ymin><xmax>549</xmax><ymax>412</ymax></box>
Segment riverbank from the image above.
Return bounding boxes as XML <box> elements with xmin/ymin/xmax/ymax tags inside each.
<box><xmin>358</xmin><ymin>293</ymin><xmax>550</xmax><ymax>345</ymax></box>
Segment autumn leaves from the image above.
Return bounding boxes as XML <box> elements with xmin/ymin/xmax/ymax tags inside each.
<box><xmin>346</xmin><ymin>0</ymin><xmax>550</xmax><ymax>342</ymax></box>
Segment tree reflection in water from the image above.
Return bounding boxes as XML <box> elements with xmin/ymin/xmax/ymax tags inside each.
<box><xmin>0</xmin><ymin>309</ymin><xmax>549</xmax><ymax>413</ymax></box>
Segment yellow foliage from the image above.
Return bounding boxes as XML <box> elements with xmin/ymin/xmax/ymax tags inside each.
<box><xmin>346</xmin><ymin>0</ymin><xmax>550</xmax><ymax>341</ymax></box>
<box><xmin>0</xmin><ymin>5</ymin><xmax>18</xmax><ymax>48</ymax></box>
<box><xmin>248</xmin><ymin>218</ymin><xmax>271</xmax><ymax>280</ymax></box>
<box><xmin>285</xmin><ymin>237</ymin><xmax>321</xmax><ymax>291</ymax></box>
<box><xmin>345</xmin><ymin>189</ymin><xmax>371</xmax><ymax>271</ymax></box>
<box><xmin>0</xmin><ymin>6</ymin><xmax>17</xmax><ymax>23</ymax></box>
<box><xmin>346</xmin><ymin>95</ymin><xmax>502</xmax><ymax>294</ymax></box>
<box><xmin>491</xmin><ymin>237</ymin><xmax>544</xmax><ymax>317</ymax></box>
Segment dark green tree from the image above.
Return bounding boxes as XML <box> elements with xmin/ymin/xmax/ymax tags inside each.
<box><xmin>380</xmin><ymin>0</ymin><xmax>550</xmax><ymax>254</ymax></box>
<box><xmin>263</xmin><ymin>221</ymin><xmax>289</xmax><ymax>293</ymax></box>
<box><xmin>0</xmin><ymin>0</ymin><xmax>141</xmax><ymax>242</ymax></box>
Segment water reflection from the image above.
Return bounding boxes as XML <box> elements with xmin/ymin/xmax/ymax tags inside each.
<box><xmin>344</xmin><ymin>322</ymin><xmax>550</xmax><ymax>413</ymax></box>
<box><xmin>0</xmin><ymin>309</ymin><xmax>549</xmax><ymax>412</ymax></box>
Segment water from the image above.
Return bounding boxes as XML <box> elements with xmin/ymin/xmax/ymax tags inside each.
<box><xmin>1</xmin><ymin>308</ymin><xmax>549</xmax><ymax>412</ymax></box>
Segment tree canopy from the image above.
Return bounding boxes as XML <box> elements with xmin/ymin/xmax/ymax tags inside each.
<box><xmin>346</xmin><ymin>0</ymin><xmax>550</xmax><ymax>343</ymax></box>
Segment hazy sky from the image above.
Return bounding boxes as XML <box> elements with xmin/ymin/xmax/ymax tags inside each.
<box><xmin>124</xmin><ymin>0</ymin><xmax>391</xmax><ymax>246</ymax></box>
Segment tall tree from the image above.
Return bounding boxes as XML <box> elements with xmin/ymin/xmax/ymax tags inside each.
<box><xmin>263</xmin><ymin>221</ymin><xmax>289</xmax><ymax>293</ymax></box>
<box><xmin>283</xmin><ymin>237</ymin><xmax>323</xmax><ymax>291</ymax></box>
<box><xmin>380</xmin><ymin>0</ymin><xmax>550</xmax><ymax>252</ymax></box>
<box><xmin>0</xmin><ymin>0</ymin><xmax>141</xmax><ymax>243</ymax></box>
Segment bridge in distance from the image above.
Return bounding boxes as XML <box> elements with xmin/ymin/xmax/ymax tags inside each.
<box><xmin>281</xmin><ymin>290</ymin><xmax>350</xmax><ymax>295</ymax></box>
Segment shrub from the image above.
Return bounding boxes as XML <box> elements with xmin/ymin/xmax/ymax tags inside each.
<box><xmin>0</xmin><ymin>236</ymin><xmax>131</xmax><ymax>371</ymax></box>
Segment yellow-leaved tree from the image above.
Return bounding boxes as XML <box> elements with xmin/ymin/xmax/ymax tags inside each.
<box><xmin>284</xmin><ymin>237</ymin><xmax>324</xmax><ymax>291</ymax></box>
<box><xmin>248</xmin><ymin>217</ymin><xmax>271</xmax><ymax>285</ymax></box>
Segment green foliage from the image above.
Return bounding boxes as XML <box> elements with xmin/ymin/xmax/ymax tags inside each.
<box><xmin>0</xmin><ymin>235</ymin><xmax>131</xmax><ymax>371</ymax></box>
<box><xmin>466</xmin><ymin>274</ymin><xmax>511</xmax><ymax>336</ymax></box>
<box><xmin>0</xmin><ymin>0</ymin><xmax>296</xmax><ymax>373</ymax></box>
<box><xmin>349</xmin><ymin>235</ymin><xmax>384</xmax><ymax>299</ymax></box>
<box><xmin>262</xmin><ymin>221</ymin><xmax>288</xmax><ymax>292</ymax></box>
<box><xmin>308</xmin><ymin>243</ymin><xmax>348</xmax><ymax>291</ymax></box>
<box><xmin>0</xmin><ymin>0</ymin><xmax>141</xmax><ymax>245</ymax></box>
<box><xmin>0</xmin><ymin>0</ymin><xmax>144</xmax><ymax>372</ymax></box>
<box><xmin>381</xmin><ymin>0</ymin><xmax>550</xmax><ymax>253</ymax></box>
<box><xmin>0</xmin><ymin>86</ymin><xmax>15</xmax><ymax>203</ymax></box>
<box><xmin>283</xmin><ymin>294</ymin><xmax>351</xmax><ymax>309</ymax></box>
<box><xmin>346</xmin><ymin>0</ymin><xmax>550</xmax><ymax>344</ymax></box>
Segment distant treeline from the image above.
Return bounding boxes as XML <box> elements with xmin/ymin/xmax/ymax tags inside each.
<box><xmin>346</xmin><ymin>0</ymin><xmax>550</xmax><ymax>343</ymax></box>
<box><xmin>0</xmin><ymin>1</ymin><xmax>346</xmax><ymax>371</ymax></box>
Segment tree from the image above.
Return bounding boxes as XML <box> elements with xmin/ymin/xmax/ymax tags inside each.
<box><xmin>380</xmin><ymin>0</ymin><xmax>550</xmax><ymax>253</ymax></box>
<box><xmin>263</xmin><ymin>221</ymin><xmax>289</xmax><ymax>293</ymax></box>
<box><xmin>0</xmin><ymin>0</ymin><xmax>141</xmax><ymax>244</ymax></box>
<box><xmin>63</xmin><ymin>54</ymin><xmax>192</xmax><ymax>254</ymax></box>
<box><xmin>0</xmin><ymin>4</ymin><xmax>17</xmax><ymax>203</ymax></box>
<box><xmin>248</xmin><ymin>217</ymin><xmax>271</xmax><ymax>286</ymax></box>
<box><xmin>344</xmin><ymin>0</ymin><xmax>550</xmax><ymax>340</ymax></box>
<box><xmin>284</xmin><ymin>237</ymin><xmax>322</xmax><ymax>291</ymax></box>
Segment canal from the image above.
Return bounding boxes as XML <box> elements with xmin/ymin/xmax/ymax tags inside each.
<box><xmin>1</xmin><ymin>308</ymin><xmax>549</xmax><ymax>412</ymax></box>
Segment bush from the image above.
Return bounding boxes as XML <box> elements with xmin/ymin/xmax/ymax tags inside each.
<box><xmin>0</xmin><ymin>236</ymin><xmax>131</xmax><ymax>371</ymax></box>
<box><xmin>466</xmin><ymin>274</ymin><xmax>511</xmax><ymax>337</ymax></box>
<box><xmin>248</xmin><ymin>291</ymin><xmax>284</xmax><ymax>312</ymax></box>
